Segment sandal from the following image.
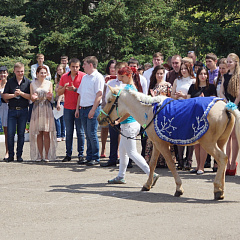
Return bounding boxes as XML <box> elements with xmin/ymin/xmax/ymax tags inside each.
<box><xmin>197</xmin><ymin>170</ymin><xmax>204</xmax><ymax>175</ymax></box>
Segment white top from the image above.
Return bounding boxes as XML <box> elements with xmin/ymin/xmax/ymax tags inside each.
<box><xmin>176</xmin><ymin>76</ymin><xmax>195</xmax><ymax>99</ymax></box>
<box><xmin>143</xmin><ymin>67</ymin><xmax>168</xmax><ymax>90</ymax></box>
<box><xmin>77</xmin><ymin>70</ymin><xmax>104</xmax><ymax>107</ymax></box>
<box><xmin>139</xmin><ymin>75</ymin><xmax>148</xmax><ymax>95</ymax></box>
<box><xmin>31</xmin><ymin>63</ymin><xmax>51</xmax><ymax>81</ymax></box>
<box><xmin>214</xmin><ymin>76</ymin><xmax>221</xmax><ymax>97</ymax></box>
<box><xmin>105</xmin><ymin>78</ymin><xmax>124</xmax><ymax>103</ymax></box>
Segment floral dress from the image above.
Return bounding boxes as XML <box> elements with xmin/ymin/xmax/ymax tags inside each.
<box><xmin>145</xmin><ymin>82</ymin><xmax>176</xmax><ymax>167</ymax></box>
<box><xmin>29</xmin><ymin>80</ymin><xmax>57</xmax><ymax>160</ymax></box>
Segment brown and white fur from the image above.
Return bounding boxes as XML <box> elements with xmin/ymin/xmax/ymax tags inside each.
<box><xmin>98</xmin><ymin>86</ymin><xmax>240</xmax><ymax>200</ymax></box>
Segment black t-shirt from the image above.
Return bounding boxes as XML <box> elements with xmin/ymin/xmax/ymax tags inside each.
<box><xmin>3</xmin><ymin>76</ymin><xmax>31</xmax><ymax>108</ymax></box>
<box><xmin>188</xmin><ymin>84</ymin><xmax>217</xmax><ymax>98</ymax></box>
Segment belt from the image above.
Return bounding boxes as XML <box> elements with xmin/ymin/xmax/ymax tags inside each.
<box><xmin>81</xmin><ymin>105</ymin><xmax>93</xmax><ymax>109</ymax></box>
<box><xmin>81</xmin><ymin>104</ymin><xmax>101</xmax><ymax>110</ymax></box>
<box><xmin>9</xmin><ymin>106</ymin><xmax>26</xmax><ymax>110</ymax></box>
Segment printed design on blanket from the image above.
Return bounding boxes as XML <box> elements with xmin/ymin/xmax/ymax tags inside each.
<box><xmin>153</xmin><ymin>97</ymin><xmax>222</xmax><ymax>145</ymax></box>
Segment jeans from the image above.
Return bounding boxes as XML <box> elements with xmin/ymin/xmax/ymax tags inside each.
<box><xmin>80</xmin><ymin>106</ymin><xmax>100</xmax><ymax>161</ymax></box>
<box><xmin>7</xmin><ymin>108</ymin><xmax>28</xmax><ymax>158</ymax></box>
<box><xmin>55</xmin><ymin>102</ymin><xmax>66</xmax><ymax>138</ymax></box>
<box><xmin>64</xmin><ymin>108</ymin><xmax>85</xmax><ymax>157</ymax></box>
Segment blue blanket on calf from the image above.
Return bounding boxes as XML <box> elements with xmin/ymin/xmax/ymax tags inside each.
<box><xmin>153</xmin><ymin>97</ymin><xmax>222</xmax><ymax>145</ymax></box>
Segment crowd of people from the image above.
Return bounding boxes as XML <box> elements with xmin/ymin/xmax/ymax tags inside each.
<box><xmin>0</xmin><ymin>50</ymin><xmax>239</xmax><ymax>181</ymax></box>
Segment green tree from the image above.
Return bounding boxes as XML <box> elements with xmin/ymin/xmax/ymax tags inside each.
<box><xmin>175</xmin><ymin>0</ymin><xmax>240</xmax><ymax>58</ymax></box>
<box><xmin>0</xmin><ymin>56</ymin><xmax>31</xmax><ymax>78</ymax></box>
<box><xmin>0</xmin><ymin>15</ymin><xmax>34</xmax><ymax>58</ymax></box>
<box><xmin>0</xmin><ymin>0</ymin><xmax>27</xmax><ymax>16</ymax></box>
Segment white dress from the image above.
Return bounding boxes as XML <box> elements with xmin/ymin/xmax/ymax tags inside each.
<box><xmin>29</xmin><ymin>80</ymin><xmax>57</xmax><ymax>160</ymax></box>
<box><xmin>176</xmin><ymin>76</ymin><xmax>195</xmax><ymax>99</ymax></box>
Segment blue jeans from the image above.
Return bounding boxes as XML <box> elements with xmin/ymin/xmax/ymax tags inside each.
<box><xmin>64</xmin><ymin>108</ymin><xmax>84</xmax><ymax>157</ymax></box>
<box><xmin>80</xmin><ymin>106</ymin><xmax>100</xmax><ymax>161</ymax></box>
<box><xmin>7</xmin><ymin>108</ymin><xmax>28</xmax><ymax>158</ymax></box>
<box><xmin>55</xmin><ymin>102</ymin><xmax>66</xmax><ymax>138</ymax></box>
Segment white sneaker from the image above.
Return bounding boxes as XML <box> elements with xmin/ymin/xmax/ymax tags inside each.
<box><xmin>57</xmin><ymin>138</ymin><xmax>62</xmax><ymax>142</ymax></box>
<box><xmin>152</xmin><ymin>173</ymin><xmax>160</xmax><ymax>187</ymax></box>
<box><xmin>62</xmin><ymin>137</ymin><xmax>66</xmax><ymax>141</ymax></box>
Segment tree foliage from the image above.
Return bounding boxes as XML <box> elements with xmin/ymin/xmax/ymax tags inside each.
<box><xmin>0</xmin><ymin>0</ymin><xmax>239</xmax><ymax>74</ymax></box>
<box><xmin>0</xmin><ymin>15</ymin><xmax>34</xmax><ymax>58</ymax></box>
<box><xmin>175</xmin><ymin>0</ymin><xmax>240</xmax><ymax>58</ymax></box>
<box><xmin>0</xmin><ymin>56</ymin><xmax>31</xmax><ymax>79</ymax></box>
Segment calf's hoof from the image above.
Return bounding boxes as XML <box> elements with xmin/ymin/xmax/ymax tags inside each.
<box><xmin>174</xmin><ymin>190</ymin><xmax>183</xmax><ymax>197</ymax></box>
<box><xmin>214</xmin><ymin>191</ymin><xmax>224</xmax><ymax>200</ymax></box>
<box><xmin>141</xmin><ymin>186</ymin><xmax>150</xmax><ymax>191</ymax></box>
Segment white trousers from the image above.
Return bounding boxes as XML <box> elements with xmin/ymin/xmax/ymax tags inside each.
<box><xmin>118</xmin><ymin>122</ymin><xmax>150</xmax><ymax>178</ymax></box>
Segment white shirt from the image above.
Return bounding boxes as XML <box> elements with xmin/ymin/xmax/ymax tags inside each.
<box><xmin>140</xmin><ymin>75</ymin><xmax>148</xmax><ymax>95</ymax></box>
<box><xmin>77</xmin><ymin>70</ymin><xmax>104</xmax><ymax>107</ymax></box>
<box><xmin>31</xmin><ymin>63</ymin><xmax>51</xmax><ymax>81</ymax></box>
<box><xmin>143</xmin><ymin>67</ymin><xmax>168</xmax><ymax>90</ymax></box>
<box><xmin>176</xmin><ymin>76</ymin><xmax>195</xmax><ymax>99</ymax></box>
<box><xmin>105</xmin><ymin>78</ymin><xmax>124</xmax><ymax>103</ymax></box>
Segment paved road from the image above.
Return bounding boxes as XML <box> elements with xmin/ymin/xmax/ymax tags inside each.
<box><xmin>0</xmin><ymin>132</ymin><xmax>240</xmax><ymax>240</ymax></box>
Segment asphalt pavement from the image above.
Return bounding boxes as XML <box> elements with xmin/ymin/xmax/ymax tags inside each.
<box><xmin>0</xmin><ymin>131</ymin><xmax>240</xmax><ymax>240</ymax></box>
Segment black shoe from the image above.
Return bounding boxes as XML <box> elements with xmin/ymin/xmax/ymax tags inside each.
<box><xmin>177</xmin><ymin>159</ymin><xmax>184</xmax><ymax>170</ymax></box>
<box><xmin>17</xmin><ymin>157</ymin><xmax>23</xmax><ymax>162</ymax></box>
<box><xmin>77</xmin><ymin>156</ymin><xmax>87</xmax><ymax>164</ymax></box>
<box><xmin>204</xmin><ymin>162</ymin><xmax>211</xmax><ymax>168</ymax></box>
<box><xmin>62</xmin><ymin>156</ymin><xmax>71</xmax><ymax>162</ymax></box>
<box><xmin>185</xmin><ymin>160</ymin><xmax>192</xmax><ymax>171</ymax></box>
<box><xmin>6</xmin><ymin>157</ymin><xmax>14</xmax><ymax>162</ymax></box>
<box><xmin>100</xmin><ymin>161</ymin><xmax>117</xmax><ymax>167</ymax></box>
<box><xmin>212</xmin><ymin>167</ymin><xmax>218</xmax><ymax>172</ymax></box>
<box><xmin>86</xmin><ymin>160</ymin><xmax>100</xmax><ymax>166</ymax></box>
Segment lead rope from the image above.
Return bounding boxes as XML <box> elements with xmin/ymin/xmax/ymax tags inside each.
<box><xmin>113</xmin><ymin>99</ymin><xmax>175</xmax><ymax>140</ymax></box>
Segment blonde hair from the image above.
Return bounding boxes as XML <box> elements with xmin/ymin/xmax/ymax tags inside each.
<box><xmin>14</xmin><ymin>62</ymin><xmax>24</xmax><ymax>69</ymax></box>
<box><xmin>36</xmin><ymin>53</ymin><xmax>44</xmax><ymax>59</ymax></box>
<box><xmin>182</xmin><ymin>57</ymin><xmax>193</xmax><ymax>65</ymax></box>
<box><xmin>227</xmin><ymin>53</ymin><xmax>240</xmax><ymax>97</ymax></box>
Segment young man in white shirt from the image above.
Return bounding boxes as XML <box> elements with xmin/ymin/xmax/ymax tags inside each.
<box><xmin>75</xmin><ymin>56</ymin><xmax>104</xmax><ymax>166</ymax></box>
<box><xmin>143</xmin><ymin>52</ymin><xmax>168</xmax><ymax>89</ymax></box>
<box><xmin>31</xmin><ymin>53</ymin><xmax>51</xmax><ymax>81</ymax></box>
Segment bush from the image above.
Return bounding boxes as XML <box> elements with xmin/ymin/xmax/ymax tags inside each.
<box><xmin>0</xmin><ymin>56</ymin><xmax>31</xmax><ymax>79</ymax></box>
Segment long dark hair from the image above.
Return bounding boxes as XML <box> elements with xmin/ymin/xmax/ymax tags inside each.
<box><xmin>215</xmin><ymin>58</ymin><xmax>227</xmax><ymax>87</ymax></box>
<box><xmin>106</xmin><ymin>60</ymin><xmax>117</xmax><ymax>75</ymax></box>
<box><xmin>132</xmin><ymin>69</ymin><xmax>143</xmax><ymax>93</ymax></box>
<box><xmin>148</xmin><ymin>65</ymin><xmax>165</xmax><ymax>95</ymax></box>
<box><xmin>55</xmin><ymin>64</ymin><xmax>66</xmax><ymax>84</ymax></box>
<box><xmin>178</xmin><ymin>62</ymin><xmax>195</xmax><ymax>78</ymax></box>
<box><xmin>195</xmin><ymin>66</ymin><xmax>209</xmax><ymax>90</ymax></box>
